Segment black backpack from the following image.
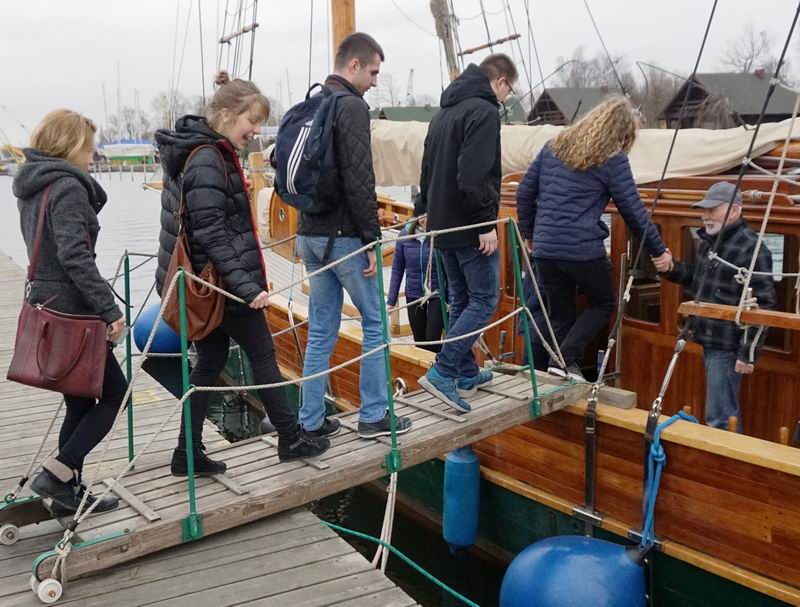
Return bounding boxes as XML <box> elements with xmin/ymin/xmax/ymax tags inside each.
<box><xmin>273</xmin><ymin>83</ymin><xmax>352</xmax><ymax>214</ymax></box>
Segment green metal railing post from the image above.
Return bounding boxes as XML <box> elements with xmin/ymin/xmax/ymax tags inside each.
<box><xmin>178</xmin><ymin>269</ymin><xmax>203</xmax><ymax>541</ymax></box>
<box><xmin>374</xmin><ymin>242</ymin><xmax>402</xmax><ymax>473</ymax></box>
<box><xmin>434</xmin><ymin>250</ymin><xmax>449</xmax><ymax>333</ymax></box>
<box><xmin>123</xmin><ymin>253</ymin><xmax>134</xmax><ymax>465</ymax></box>
<box><xmin>507</xmin><ymin>220</ymin><xmax>541</xmax><ymax>417</ymax></box>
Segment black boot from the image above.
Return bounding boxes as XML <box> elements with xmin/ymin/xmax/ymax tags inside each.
<box><xmin>278</xmin><ymin>429</ymin><xmax>330</xmax><ymax>462</ymax></box>
<box><xmin>50</xmin><ymin>482</ymin><xmax>120</xmax><ymax>517</ymax></box>
<box><xmin>31</xmin><ymin>469</ymin><xmax>82</xmax><ymax>512</ymax></box>
<box><xmin>171</xmin><ymin>447</ymin><xmax>227</xmax><ymax>477</ymax></box>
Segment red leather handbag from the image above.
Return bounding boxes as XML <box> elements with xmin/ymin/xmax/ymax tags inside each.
<box><xmin>6</xmin><ymin>185</ymin><xmax>108</xmax><ymax>398</ymax></box>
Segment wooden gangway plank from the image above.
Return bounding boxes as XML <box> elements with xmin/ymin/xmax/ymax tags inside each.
<box><xmin>677</xmin><ymin>300</ymin><xmax>800</xmax><ymax>331</ymax></box>
<box><xmin>32</xmin><ymin>373</ymin><xmax>588</xmax><ymax>581</ymax></box>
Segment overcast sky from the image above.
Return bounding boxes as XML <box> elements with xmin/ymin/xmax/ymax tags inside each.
<box><xmin>1</xmin><ymin>0</ymin><xmax>797</xmax><ymax>145</ymax></box>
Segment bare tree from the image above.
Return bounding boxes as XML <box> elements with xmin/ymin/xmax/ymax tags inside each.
<box><xmin>633</xmin><ymin>61</ymin><xmax>681</xmax><ymax>127</ymax></box>
<box><xmin>720</xmin><ymin>21</ymin><xmax>772</xmax><ymax>73</ymax></box>
<box><xmin>369</xmin><ymin>73</ymin><xmax>403</xmax><ymax>107</ymax></box>
<box><xmin>150</xmin><ymin>91</ymin><xmax>198</xmax><ymax>130</ymax></box>
<box><xmin>553</xmin><ymin>45</ymin><xmax>636</xmax><ymax>93</ymax></box>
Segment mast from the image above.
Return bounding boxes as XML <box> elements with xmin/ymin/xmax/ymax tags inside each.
<box><xmin>430</xmin><ymin>0</ymin><xmax>460</xmax><ymax>81</ymax></box>
<box><xmin>330</xmin><ymin>0</ymin><xmax>355</xmax><ymax>54</ymax></box>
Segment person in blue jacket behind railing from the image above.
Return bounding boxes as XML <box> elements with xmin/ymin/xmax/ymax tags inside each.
<box><xmin>387</xmin><ymin>215</ymin><xmax>443</xmax><ymax>353</ymax></box>
<box><xmin>516</xmin><ymin>95</ymin><xmax>672</xmax><ymax>382</ymax></box>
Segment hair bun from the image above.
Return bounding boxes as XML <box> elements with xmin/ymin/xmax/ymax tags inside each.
<box><xmin>214</xmin><ymin>70</ymin><xmax>231</xmax><ymax>87</ymax></box>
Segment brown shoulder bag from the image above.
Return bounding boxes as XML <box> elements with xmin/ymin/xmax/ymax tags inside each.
<box><xmin>161</xmin><ymin>145</ymin><xmax>226</xmax><ymax>341</ymax></box>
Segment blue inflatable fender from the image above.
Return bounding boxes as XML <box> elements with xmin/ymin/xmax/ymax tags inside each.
<box><xmin>443</xmin><ymin>446</ymin><xmax>480</xmax><ymax>554</ymax></box>
<box><xmin>500</xmin><ymin>535</ymin><xmax>646</xmax><ymax>607</ymax></box>
<box><xmin>132</xmin><ymin>304</ymin><xmax>181</xmax><ymax>353</ymax></box>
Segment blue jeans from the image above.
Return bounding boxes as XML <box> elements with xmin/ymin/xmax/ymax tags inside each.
<box><xmin>297</xmin><ymin>236</ymin><xmax>387</xmax><ymax>429</ymax></box>
<box><xmin>702</xmin><ymin>347</ymin><xmax>743</xmax><ymax>432</ymax></box>
<box><xmin>434</xmin><ymin>247</ymin><xmax>500</xmax><ymax>379</ymax></box>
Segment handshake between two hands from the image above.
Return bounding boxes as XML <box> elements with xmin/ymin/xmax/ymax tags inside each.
<box><xmin>651</xmin><ymin>249</ymin><xmax>673</xmax><ymax>273</ymax></box>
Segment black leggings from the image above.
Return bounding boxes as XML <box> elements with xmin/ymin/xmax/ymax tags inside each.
<box><xmin>535</xmin><ymin>257</ymin><xmax>616</xmax><ymax>367</ymax></box>
<box><xmin>179</xmin><ymin>311</ymin><xmax>298</xmax><ymax>449</ymax></box>
<box><xmin>58</xmin><ymin>345</ymin><xmax>128</xmax><ymax>474</ymax></box>
<box><xmin>407</xmin><ymin>297</ymin><xmax>444</xmax><ymax>353</ymax></box>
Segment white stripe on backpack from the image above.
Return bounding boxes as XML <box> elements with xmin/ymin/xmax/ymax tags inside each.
<box><xmin>287</xmin><ymin>125</ymin><xmax>311</xmax><ymax>195</ymax></box>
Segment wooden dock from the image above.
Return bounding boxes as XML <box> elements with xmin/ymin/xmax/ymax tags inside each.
<box><xmin>0</xmin><ymin>249</ymin><xmax>588</xmax><ymax>600</ymax></box>
<box><xmin>1</xmin><ymin>508</ymin><xmax>421</xmax><ymax>607</ymax></box>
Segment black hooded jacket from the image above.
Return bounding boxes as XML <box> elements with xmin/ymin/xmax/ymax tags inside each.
<box><xmin>155</xmin><ymin>116</ymin><xmax>266</xmax><ymax>314</ymax></box>
<box><xmin>413</xmin><ymin>64</ymin><xmax>501</xmax><ymax>249</ymax></box>
<box><xmin>13</xmin><ymin>149</ymin><xmax>122</xmax><ymax>323</ymax></box>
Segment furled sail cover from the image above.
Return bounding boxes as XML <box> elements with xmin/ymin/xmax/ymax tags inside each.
<box><xmin>370</xmin><ymin>118</ymin><xmax>800</xmax><ymax>187</ymax></box>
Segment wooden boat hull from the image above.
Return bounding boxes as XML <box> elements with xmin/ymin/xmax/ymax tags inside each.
<box><xmin>261</xmin><ymin>294</ymin><xmax>800</xmax><ymax>605</ymax></box>
<box><xmin>249</xmin><ymin>151</ymin><xmax>800</xmax><ymax>604</ymax></box>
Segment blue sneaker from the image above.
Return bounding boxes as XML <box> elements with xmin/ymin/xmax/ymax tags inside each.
<box><xmin>418</xmin><ymin>367</ymin><xmax>472</xmax><ymax>413</ymax></box>
<box><xmin>457</xmin><ymin>369</ymin><xmax>493</xmax><ymax>397</ymax></box>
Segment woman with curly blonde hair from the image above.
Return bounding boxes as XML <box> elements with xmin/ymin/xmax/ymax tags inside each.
<box><xmin>516</xmin><ymin>95</ymin><xmax>671</xmax><ymax>381</ymax></box>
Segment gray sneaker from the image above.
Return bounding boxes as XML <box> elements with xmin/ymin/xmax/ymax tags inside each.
<box><xmin>358</xmin><ymin>412</ymin><xmax>412</xmax><ymax>438</ymax></box>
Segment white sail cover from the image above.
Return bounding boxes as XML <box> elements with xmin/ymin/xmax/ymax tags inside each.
<box><xmin>370</xmin><ymin>118</ymin><xmax>800</xmax><ymax>187</ymax></box>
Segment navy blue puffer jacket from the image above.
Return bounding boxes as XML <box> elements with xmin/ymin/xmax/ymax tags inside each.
<box><xmin>516</xmin><ymin>144</ymin><xmax>666</xmax><ymax>261</ymax></box>
<box><xmin>386</xmin><ymin>230</ymin><xmax>439</xmax><ymax>307</ymax></box>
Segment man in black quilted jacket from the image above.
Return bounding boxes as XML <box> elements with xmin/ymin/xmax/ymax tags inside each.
<box><xmin>414</xmin><ymin>54</ymin><xmax>518</xmax><ymax>413</ymax></box>
<box><xmin>663</xmin><ymin>182</ymin><xmax>776</xmax><ymax>432</ymax></box>
<box><xmin>297</xmin><ymin>32</ymin><xmax>412</xmax><ymax>440</ymax></box>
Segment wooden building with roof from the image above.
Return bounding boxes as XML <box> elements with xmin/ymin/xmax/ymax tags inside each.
<box><xmin>659</xmin><ymin>71</ymin><xmax>797</xmax><ymax>129</ymax></box>
<box><xmin>527</xmin><ymin>86</ymin><xmax>621</xmax><ymax>125</ymax></box>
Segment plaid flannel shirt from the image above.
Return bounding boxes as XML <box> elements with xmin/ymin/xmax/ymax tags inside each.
<box><xmin>663</xmin><ymin>219</ymin><xmax>776</xmax><ymax>362</ymax></box>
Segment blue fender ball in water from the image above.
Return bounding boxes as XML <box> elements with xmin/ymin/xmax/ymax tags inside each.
<box><xmin>443</xmin><ymin>446</ymin><xmax>480</xmax><ymax>553</ymax></box>
<box><xmin>133</xmin><ymin>304</ymin><xmax>181</xmax><ymax>353</ymax></box>
<box><xmin>499</xmin><ymin>536</ymin><xmax>645</xmax><ymax>607</ymax></box>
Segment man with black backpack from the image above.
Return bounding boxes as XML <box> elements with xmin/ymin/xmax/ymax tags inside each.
<box><xmin>284</xmin><ymin>32</ymin><xmax>412</xmax><ymax>439</ymax></box>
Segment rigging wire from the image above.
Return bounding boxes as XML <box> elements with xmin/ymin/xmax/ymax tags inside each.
<box><xmin>0</xmin><ymin>103</ymin><xmax>28</xmax><ymax>133</ymax></box>
<box><xmin>308</xmin><ymin>0</ymin><xmax>314</xmax><ymax>90</ymax></box>
<box><xmin>326</xmin><ymin>0</ymin><xmax>331</xmax><ymax>72</ymax></box>
<box><xmin>503</xmin><ymin>1</ymin><xmax>534</xmax><ymax>115</ymax></box>
<box><xmin>478</xmin><ymin>0</ymin><xmax>495</xmax><ymax>51</ymax></box>
<box><xmin>522</xmin><ymin>0</ymin><xmax>545</xmax><ymax>91</ymax></box>
<box><xmin>198</xmin><ymin>0</ymin><xmax>207</xmax><ymax>104</ymax></box>
<box><xmin>388</xmin><ymin>0</ymin><xmax>437</xmax><ymax>36</ymax></box>
<box><xmin>247</xmin><ymin>0</ymin><xmax>259</xmax><ymax>80</ymax></box>
<box><xmin>172</xmin><ymin>0</ymin><xmax>196</xmax><ymax>118</ymax></box>
<box><xmin>448</xmin><ymin>0</ymin><xmax>465</xmax><ymax>72</ymax></box>
<box><xmin>169</xmin><ymin>1</ymin><xmax>181</xmax><ymax>125</ymax></box>
<box><xmin>460</xmin><ymin>5</ymin><xmax>506</xmax><ymax>20</ymax></box>
<box><xmin>582</xmin><ymin>0</ymin><xmax>627</xmax><ymax>95</ymax></box>
<box><xmin>502</xmin><ymin>1</ymin><xmax>518</xmax><ymax>61</ymax></box>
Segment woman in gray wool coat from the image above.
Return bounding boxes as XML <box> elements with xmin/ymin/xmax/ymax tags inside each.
<box><xmin>13</xmin><ymin>109</ymin><xmax>125</xmax><ymax>515</ymax></box>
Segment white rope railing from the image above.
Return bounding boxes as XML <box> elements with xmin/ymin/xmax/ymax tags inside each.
<box><xmin>43</xmin><ymin>215</ymin><xmax>556</xmax><ymax>584</ymax></box>
<box><xmin>735</xmin><ymin>91</ymin><xmax>800</xmax><ymax>326</ymax></box>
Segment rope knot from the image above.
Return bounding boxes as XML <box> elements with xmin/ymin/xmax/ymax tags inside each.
<box><xmin>650</xmin><ymin>445</ymin><xmax>666</xmax><ymax>465</ymax></box>
<box><xmin>735</xmin><ymin>267</ymin><xmax>748</xmax><ymax>285</ymax></box>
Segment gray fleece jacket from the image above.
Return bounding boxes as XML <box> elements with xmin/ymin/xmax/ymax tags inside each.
<box><xmin>12</xmin><ymin>149</ymin><xmax>122</xmax><ymax>324</ymax></box>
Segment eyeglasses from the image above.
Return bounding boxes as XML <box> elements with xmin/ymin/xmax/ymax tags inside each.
<box><xmin>503</xmin><ymin>78</ymin><xmax>515</xmax><ymax>96</ymax></box>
